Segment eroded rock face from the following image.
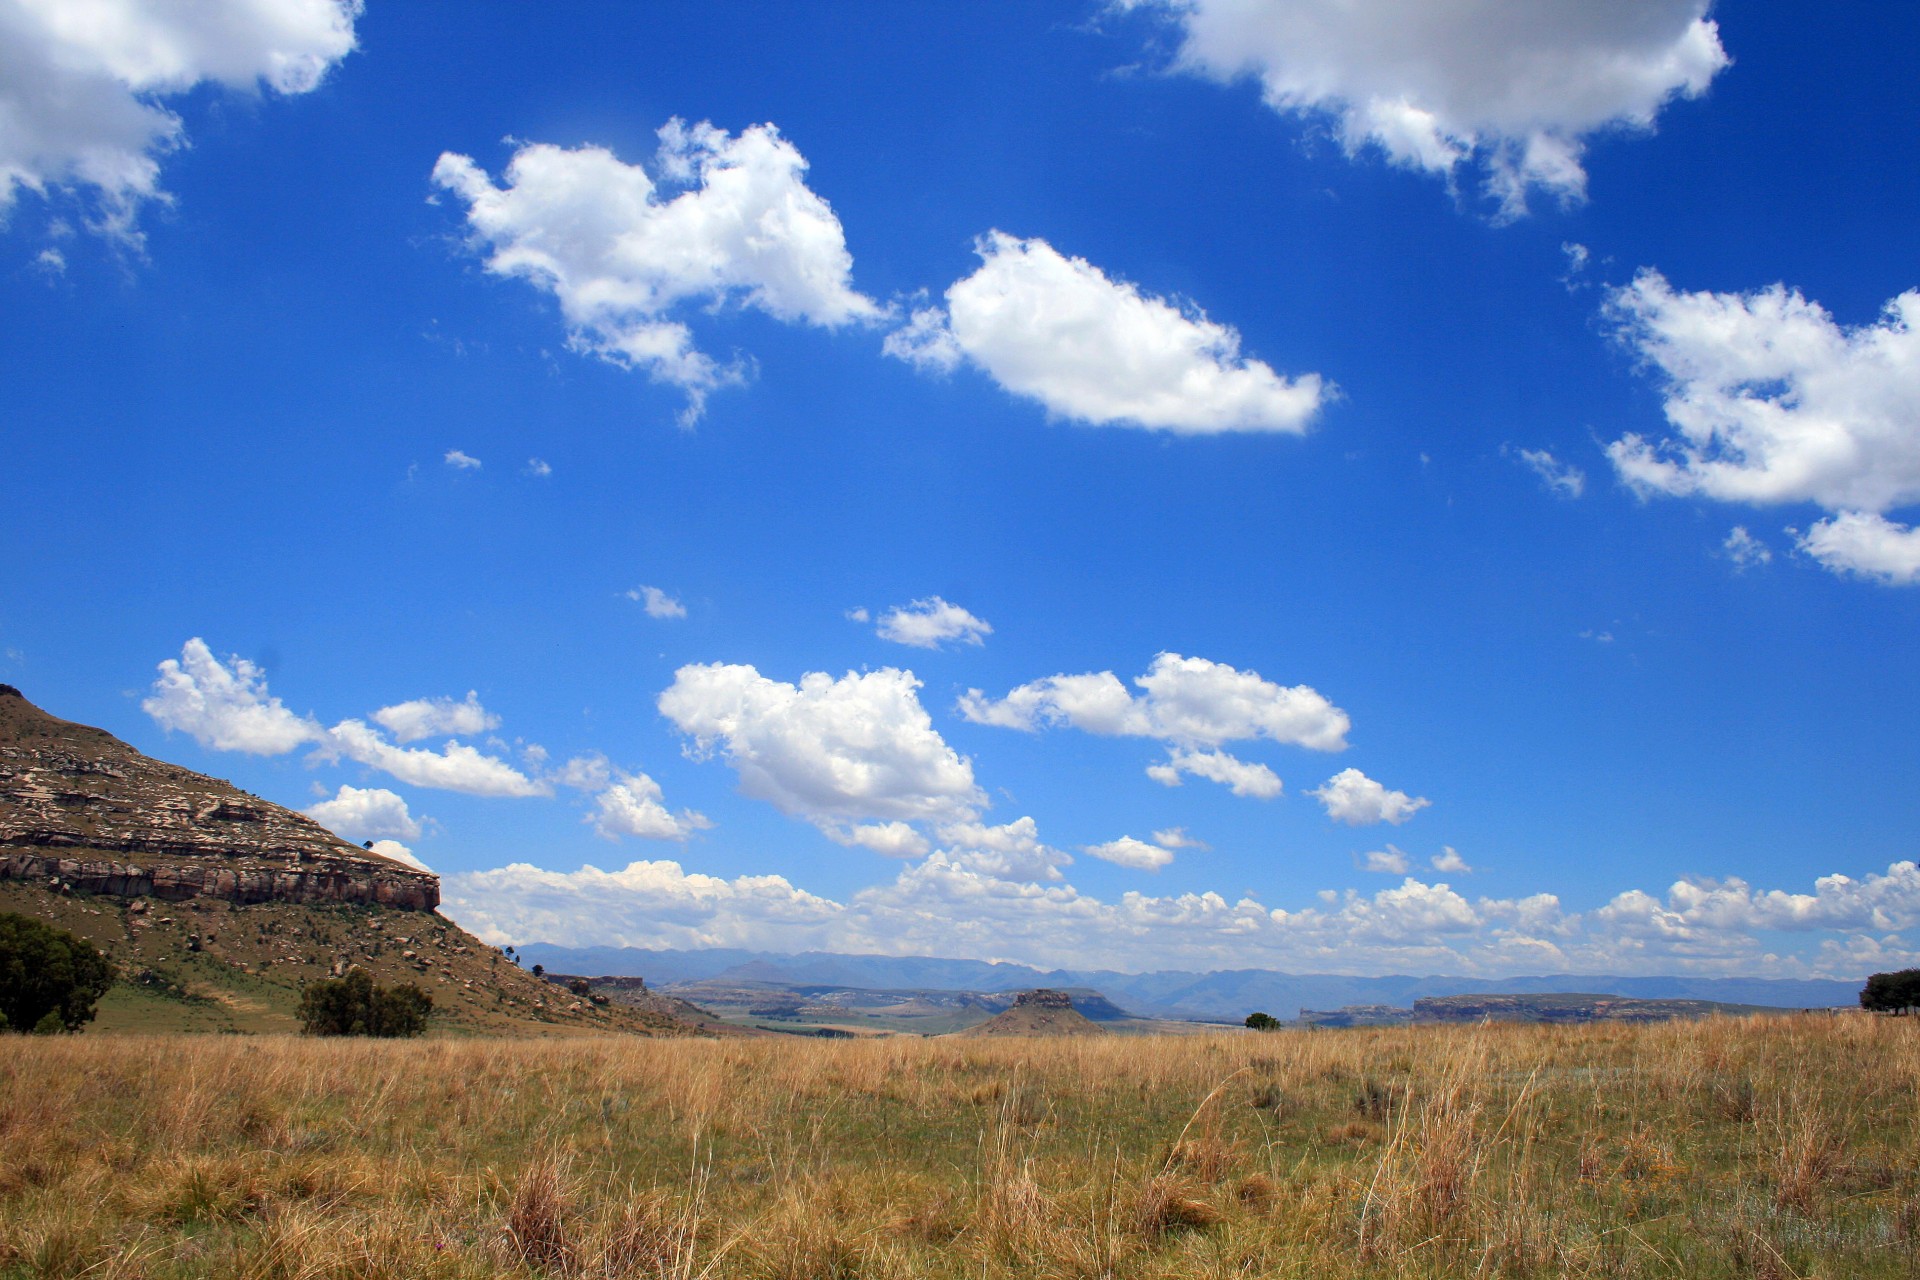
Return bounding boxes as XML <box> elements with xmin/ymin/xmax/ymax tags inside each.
<box><xmin>0</xmin><ymin>686</ymin><xmax>438</xmax><ymax>912</ymax></box>
<box><xmin>1013</xmin><ymin>988</ymin><xmax>1074</xmax><ymax>1010</ymax></box>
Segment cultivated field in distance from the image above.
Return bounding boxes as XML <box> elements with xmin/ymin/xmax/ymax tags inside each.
<box><xmin>4</xmin><ymin>1016</ymin><xmax>1915</xmax><ymax>1278</ymax></box>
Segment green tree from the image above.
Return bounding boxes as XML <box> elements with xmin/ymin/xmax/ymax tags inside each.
<box><xmin>297</xmin><ymin>969</ymin><xmax>433</xmax><ymax>1037</ymax></box>
<box><xmin>1860</xmin><ymin>969</ymin><xmax>1920</xmax><ymax>1015</ymax></box>
<box><xmin>1244</xmin><ymin>1011</ymin><xmax>1281</xmax><ymax>1031</ymax></box>
<box><xmin>0</xmin><ymin>912</ymin><xmax>115</xmax><ymax>1033</ymax></box>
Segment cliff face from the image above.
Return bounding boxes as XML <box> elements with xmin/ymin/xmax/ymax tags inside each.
<box><xmin>0</xmin><ymin>685</ymin><xmax>438</xmax><ymax>912</ymax></box>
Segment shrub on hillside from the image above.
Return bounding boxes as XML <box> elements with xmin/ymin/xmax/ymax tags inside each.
<box><xmin>1244</xmin><ymin>1011</ymin><xmax>1281</xmax><ymax>1031</ymax></box>
<box><xmin>298</xmin><ymin>969</ymin><xmax>432</xmax><ymax>1037</ymax></box>
<box><xmin>1860</xmin><ymin>969</ymin><xmax>1920</xmax><ymax>1014</ymax></box>
<box><xmin>0</xmin><ymin>912</ymin><xmax>115</xmax><ymax>1033</ymax></box>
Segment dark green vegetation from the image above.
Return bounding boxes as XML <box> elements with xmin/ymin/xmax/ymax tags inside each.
<box><xmin>296</xmin><ymin>968</ymin><xmax>432</xmax><ymax>1037</ymax></box>
<box><xmin>1244</xmin><ymin>1011</ymin><xmax>1281</xmax><ymax>1031</ymax></box>
<box><xmin>0</xmin><ymin>912</ymin><xmax>114</xmax><ymax>1033</ymax></box>
<box><xmin>1862</xmin><ymin>969</ymin><xmax>1920</xmax><ymax>1014</ymax></box>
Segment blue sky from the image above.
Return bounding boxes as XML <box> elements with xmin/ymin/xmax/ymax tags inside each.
<box><xmin>5</xmin><ymin>1</ymin><xmax>1920</xmax><ymax>977</ymax></box>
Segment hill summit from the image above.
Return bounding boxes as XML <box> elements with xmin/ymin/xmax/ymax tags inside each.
<box><xmin>0</xmin><ymin>686</ymin><xmax>689</xmax><ymax>1036</ymax></box>
<box><xmin>0</xmin><ymin>683</ymin><xmax>435</xmax><ymax>910</ymax></box>
<box><xmin>957</xmin><ymin>988</ymin><xmax>1108</xmax><ymax>1037</ymax></box>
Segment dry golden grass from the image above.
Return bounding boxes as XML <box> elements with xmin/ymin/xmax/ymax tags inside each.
<box><xmin>3</xmin><ymin>1014</ymin><xmax>1919</xmax><ymax>1278</ymax></box>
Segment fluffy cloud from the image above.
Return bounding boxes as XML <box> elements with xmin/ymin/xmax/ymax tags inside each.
<box><xmin>935</xmin><ymin>816</ymin><xmax>1070</xmax><ymax>883</ymax></box>
<box><xmin>1606</xmin><ymin>272</ymin><xmax>1920</xmax><ymax>586</ymax></box>
<box><xmin>432</xmin><ymin>120</ymin><xmax>880</xmax><ymax>422</ymax></box>
<box><xmin>1512</xmin><ymin>446</ymin><xmax>1585</xmax><ymax>498</ymax></box>
<box><xmin>0</xmin><ymin>0</ymin><xmax>359</xmax><ymax>243</ymax></box>
<box><xmin>144</xmin><ymin>640</ymin><xmax>548</xmax><ymax>798</ymax></box>
<box><xmin>828</xmin><ymin>821</ymin><xmax>931</xmax><ymax>859</ymax></box>
<box><xmin>144</xmin><ymin>638</ymin><xmax>324</xmax><ymax>755</ymax></box>
<box><xmin>443</xmin><ymin>858</ymin><xmax>844</xmax><ymax>953</ymax></box>
<box><xmin>1608</xmin><ymin>273</ymin><xmax>1920</xmax><ymax>515</ymax></box>
<box><xmin>1083</xmin><ymin>835</ymin><xmax>1179</xmax><ymax>872</ymax></box>
<box><xmin>1431</xmin><ymin>846</ymin><xmax>1472</xmax><ymax>874</ymax></box>
<box><xmin>1798</xmin><ymin>512</ymin><xmax>1920</xmax><ymax>586</ymax></box>
<box><xmin>321</xmin><ymin>720</ymin><xmax>549</xmax><ymax>798</ymax></box>
<box><xmin>1146</xmin><ymin>747</ymin><xmax>1283</xmax><ymax>799</ymax></box>
<box><xmin>444</xmin><ymin>847</ymin><xmax>1920</xmax><ymax>979</ymax></box>
<box><xmin>372</xmin><ymin>691</ymin><xmax>498</xmax><ymax>743</ymax></box>
<box><xmin>443</xmin><ymin>449</ymin><xmax>481</xmax><ymax>470</ymax></box>
<box><xmin>1126</xmin><ymin>0</ymin><xmax>1727</xmax><ymax>219</ymax></box>
<box><xmin>886</xmin><ymin>232</ymin><xmax>1327</xmax><ymax>434</ymax></box>
<box><xmin>873</xmin><ymin>596</ymin><xmax>992</xmax><ymax>649</ymax></box>
<box><xmin>1152</xmin><ymin>827</ymin><xmax>1208</xmax><ymax>851</ymax></box>
<box><xmin>368</xmin><ymin>839</ymin><xmax>430</xmax><ymax>873</ymax></box>
<box><xmin>305</xmin><ymin>784</ymin><xmax>423</xmax><ymax>842</ymax></box>
<box><xmin>589</xmin><ymin>771</ymin><xmax>712</xmax><ymax>841</ymax></box>
<box><xmin>658</xmin><ymin>663</ymin><xmax>984</xmax><ymax>836</ymax></box>
<box><xmin>1359</xmin><ymin>845</ymin><xmax>1411</xmax><ymax>874</ymax></box>
<box><xmin>962</xmin><ymin>652</ymin><xmax>1349</xmax><ymax>752</ymax></box>
<box><xmin>627</xmin><ymin>585</ymin><xmax>687</xmax><ymax>619</ymax></box>
<box><xmin>1309</xmin><ymin>767</ymin><xmax>1431</xmax><ymax>826</ymax></box>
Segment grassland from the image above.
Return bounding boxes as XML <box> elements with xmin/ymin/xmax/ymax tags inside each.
<box><xmin>3</xmin><ymin>1015</ymin><xmax>1917</xmax><ymax>1279</ymax></box>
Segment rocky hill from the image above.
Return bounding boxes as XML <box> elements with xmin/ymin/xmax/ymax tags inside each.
<box><xmin>0</xmin><ymin>686</ymin><xmax>695</xmax><ymax>1037</ymax></box>
<box><xmin>957</xmin><ymin>988</ymin><xmax>1107</xmax><ymax>1037</ymax></box>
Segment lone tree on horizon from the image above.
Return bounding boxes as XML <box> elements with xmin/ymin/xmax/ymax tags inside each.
<box><xmin>1860</xmin><ymin>969</ymin><xmax>1920</xmax><ymax>1015</ymax></box>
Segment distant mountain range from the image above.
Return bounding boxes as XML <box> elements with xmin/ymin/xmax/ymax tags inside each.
<box><xmin>514</xmin><ymin>943</ymin><xmax>1864</xmax><ymax>1022</ymax></box>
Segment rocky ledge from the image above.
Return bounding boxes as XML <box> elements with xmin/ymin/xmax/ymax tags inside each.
<box><xmin>0</xmin><ymin>685</ymin><xmax>439</xmax><ymax>912</ymax></box>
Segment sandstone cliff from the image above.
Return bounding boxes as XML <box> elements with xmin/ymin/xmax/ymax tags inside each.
<box><xmin>0</xmin><ymin>684</ymin><xmax>437</xmax><ymax>911</ymax></box>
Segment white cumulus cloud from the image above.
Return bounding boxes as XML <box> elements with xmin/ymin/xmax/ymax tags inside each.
<box><xmin>142</xmin><ymin>640</ymin><xmax>545</xmax><ymax>796</ymax></box>
<box><xmin>372</xmin><ymin>691</ymin><xmax>499</xmax><ymax>744</ymax></box>
<box><xmin>1797</xmin><ymin>512</ymin><xmax>1920</xmax><ymax>586</ymax></box>
<box><xmin>321</xmin><ymin>720</ymin><xmax>549</xmax><ymax>798</ymax></box>
<box><xmin>305</xmin><ymin>784</ymin><xmax>424</xmax><ymax>842</ymax></box>
<box><xmin>1309</xmin><ymin>767</ymin><xmax>1431</xmax><ymax>826</ymax></box>
<box><xmin>1606</xmin><ymin>271</ymin><xmax>1920</xmax><ymax>587</ymax></box>
<box><xmin>873</xmin><ymin>596</ymin><xmax>992</xmax><ymax>649</ymax></box>
<box><xmin>443</xmin><ymin>449</ymin><xmax>481</xmax><ymax>470</ymax></box>
<box><xmin>658</xmin><ymin>663</ymin><xmax>983</xmax><ymax>838</ymax></box>
<box><xmin>1431</xmin><ymin>846</ymin><xmax>1473</xmax><ymax>874</ymax></box>
<box><xmin>367</xmin><ymin>839</ymin><xmax>429</xmax><ymax>873</ymax></box>
<box><xmin>1607</xmin><ymin>272</ymin><xmax>1920</xmax><ymax>515</ymax></box>
<box><xmin>1125</xmin><ymin>0</ymin><xmax>1728</xmax><ymax>219</ymax></box>
<box><xmin>1146</xmin><ymin>747</ymin><xmax>1283</xmax><ymax>799</ymax></box>
<box><xmin>589</xmin><ymin>771</ymin><xmax>712</xmax><ymax>841</ymax></box>
<box><xmin>886</xmin><ymin>232</ymin><xmax>1327</xmax><ymax>434</ymax></box>
<box><xmin>1083</xmin><ymin>835</ymin><xmax>1178</xmax><ymax>872</ymax></box>
<box><xmin>143</xmin><ymin>638</ymin><xmax>324</xmax><ymax>755</ymax></box>
<box><xmin>443</xmin><ymin>845</ymin><xmax>1920</xmax><ymax>980</ymax></box>
<box><xmin>0</xmin><ymin>0</ymin><xmax>359</xmax><ymax>245</ymax></box>
<box><xmin>627</xmin><ymin>585</ymin><xmax>687</xmax><ymax>619</ymax></box>
<box><xmin>1360</xmin><ymin>845</ymin><xmax>1411</xmax><ymax>875</ymax></box>
<box><xmin>961</xmin><ymin>651</ymin><xmax>1348</xmax><ymax>751</ymax></box>
<box><xmin>935</xmin><ymin>816</ymin><xmax>1070</xmax><ymax>883</ymax></box>
<box><xmin>432</xmin><ymin>119</ymin><xmax>880</xmax><ymax>423</ymax></box>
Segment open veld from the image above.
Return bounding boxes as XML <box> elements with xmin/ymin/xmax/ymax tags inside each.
<box><xmin>5</xmin><ymin>1016</ymin><xmax>1918</xmax><ymax>1279</ymax></box>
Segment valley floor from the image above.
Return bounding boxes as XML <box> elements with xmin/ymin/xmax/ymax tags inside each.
<box><xmin>3</xmin><ymin>1016</ymin><xmax>1917</xmax><ymax>1278</ymax></box>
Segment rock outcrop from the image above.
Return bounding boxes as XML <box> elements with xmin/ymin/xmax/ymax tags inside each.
<box><xmin>0</xmin><ymin>685</ymin><xmax>437</xmax><ymax>912</ymax></box>
<box><xmin>957</xmin><ymin>988</ymin><xmax>1108</xmax><ymax>1037</ymax></box>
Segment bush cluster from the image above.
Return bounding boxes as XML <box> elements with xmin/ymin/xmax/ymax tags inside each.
<box><xmin>0</xmin><ymin>912</ymin><xmax>115</xmax><ymax>1033</ymax></box>
<box><xmin>297</xmin><ymin>969</ymin><xmax>432</xmax><ymax>1037</ymax></box>
<box><xmin>1860</xmin><ymin>968</ymin><xmax>1920</xmax><ymax>1014</ymax></box>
